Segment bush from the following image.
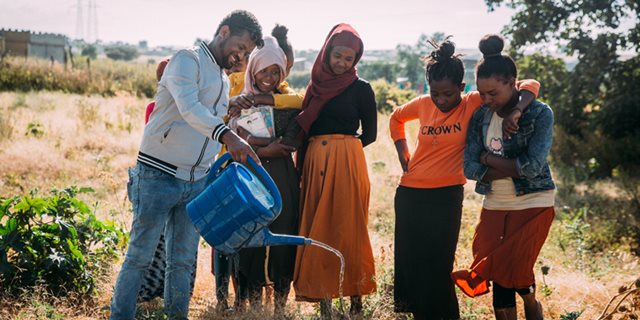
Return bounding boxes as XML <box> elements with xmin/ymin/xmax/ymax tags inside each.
<box><xmin>370</xmin><ymin>79</ymin><xmax>417</xmax><ymax>113</ymax></box>
<box><xmin>0</xmin><ymin>57</ymin><xmax>156</xmax><ymax>98</ymax></box>
<box><xmin>286</xmin><ymin>71</ymin><xmax>310</xmax><ymax>90</ymax></box>
<box><xmin>517</xmin><ymin>53</ymin><xmax>640</xmax><ymax>179</ymax></box>
<box><xmin>0</xmin><ymin>187</ymin><xmax>126</xmax><ymax>296</ymax></box>
<box><xmin>358</xmin><ymin>61</ymin><xmax>398</xmax><ymax>83</ymax></box>
<box><xmin>81</xmin><ymin>45</ymin><xmax>97</xmax><ymax>60</ymax></box>
<box><xmin>104</xmin><ymin>45</ymin><xmax>139</xmax><ymax>61</ymax></box>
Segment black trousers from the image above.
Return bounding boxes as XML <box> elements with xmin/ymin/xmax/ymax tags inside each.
<box><xmin>394</xmin><ymin>185</ymin><xmax>463</xmax><ymax>319</ymax></box>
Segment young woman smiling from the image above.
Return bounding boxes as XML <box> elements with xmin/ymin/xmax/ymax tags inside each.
<box><xmin>227</xmin><ymin>28</ymin><xmax>303</xmax><ymax>315</ymax></box>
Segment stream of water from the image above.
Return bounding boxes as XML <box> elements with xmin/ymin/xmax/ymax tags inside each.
<box><xmin>309</xmin><ymin>239</ymin><xmax>346</xmax><ymax>311</ymax></box>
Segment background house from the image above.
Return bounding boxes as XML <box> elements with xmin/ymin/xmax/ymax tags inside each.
<box><xmin>0</xmin><ymin>29</ymin><xmax>67</xmax><ymax>63</ymax></box>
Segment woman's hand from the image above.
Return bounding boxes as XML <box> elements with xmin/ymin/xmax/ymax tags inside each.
<box><xmin>228</xmin><ymin>94</ymin><xmax>255</xmax><ymax>117</ymax></box>
<box><xmin>257</xmin><ymin>138</ymin><xmax>296</xmax><ymax>158</ymax></box>
<box><xmin>480</xmin><ymin>151</ymin><xmax>491</xmax><ymax>166</ymax></box>
<box><xmin>236</xmin><ymin>126</ymin><xmax>250</xmax><ymax>141</ymax></box>
<box><xmin>227</xmin><ymin>105</ymin><xmax>241</xmax><ymax>118</ymax></box>
<box><xmin>502</xmin><ymin>108</ymin><xmax>522</xmax><ymax>139</ymax></box>
<box><xmin>394</xmin><ymin>139</ymin><xmax>411</xmax><ymax>173</ymax></box>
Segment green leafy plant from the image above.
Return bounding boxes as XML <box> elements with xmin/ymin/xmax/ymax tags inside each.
<box><xmin>0</xmin><ymin>186</ymin><xmax>126</xmax><ymax>296</ymax></box>
<box><xmin>560</xmin><ymin>310</ymin><xmax>583</xmax><ymax>320</ymax></box>
<box><xmin>557</xmin><ymin>207</ymin><xmax>591</xmax><ymax>270</ymax></box>
<box><xmin>539</xmin><ymin>263</ymin><xmax>553</xmax><ymax>297</ymax></box>
<box><xmin>370</xmin><ymin>79</ymin><xmax>417</xmax><ymax>113</ymax></box>
<box><xmin>25</xmin><ymin>122</ymin><xmax>44</xmax><ymax>138</ymax></box>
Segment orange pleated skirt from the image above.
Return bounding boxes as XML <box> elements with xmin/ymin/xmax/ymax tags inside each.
<box><xmin>293</xmin><ymin>134</ymin><xmax>376</xmax><ymax>301</ymax></box>
<box><xmin>452</xmin><ymin>206</ymin><xmax>554</xmax><ymax>297</ymax></box>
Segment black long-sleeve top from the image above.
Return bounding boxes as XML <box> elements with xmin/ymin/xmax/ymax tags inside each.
<box><xmin>308</xmin><ymin>78</ymin><xmax>377</xmax><ymax>147</ymax></box>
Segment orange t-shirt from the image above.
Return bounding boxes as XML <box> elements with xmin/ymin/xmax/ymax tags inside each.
<box><xmin>389</xmin><ymin>80</ymin><xmax>540</xmax><ymax>189</ymax></box>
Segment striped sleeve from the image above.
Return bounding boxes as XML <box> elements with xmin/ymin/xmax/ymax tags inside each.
<box><xmin>212</xmin><ymin>123</ymin><xmax>230</xmax><ymax>142</ymax></box>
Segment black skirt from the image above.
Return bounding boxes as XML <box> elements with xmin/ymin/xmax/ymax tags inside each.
<box><xmin>238</xmin><ymin>155</ymin><xmax>300</xmax><ymax>298</ymax></box>
<box><xmin>394</xmin><ymin>184</ymin><xmax>463</xmax><ymax>318</ymax></box>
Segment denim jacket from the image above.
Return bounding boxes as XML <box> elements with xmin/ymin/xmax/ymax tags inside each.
<box><xmin>464</xmin><ymin>100</ymin><xmax>556</xmax><ymax>195</ymax></box>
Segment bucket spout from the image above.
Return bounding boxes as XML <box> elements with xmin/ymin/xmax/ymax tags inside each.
<box><xmin>245</xmin><ymin>228</ymin><xmax>311</xmax><ymax>248</ymax></box>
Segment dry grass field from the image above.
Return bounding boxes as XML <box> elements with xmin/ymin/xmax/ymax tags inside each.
<box><xmin>0</xmin><ymin>91</ymin><xmax>638</xmax><ymax>319</ymax></box>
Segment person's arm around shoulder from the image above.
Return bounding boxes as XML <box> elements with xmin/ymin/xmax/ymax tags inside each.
<box><xmin>515</xmin><ymin>104</ymin><xmax>554</xmax><ymax>179</ymax></box>
<box><xmin>234</xmin><ymin>83</ymin><xmax>304</xmax><ymax>115</ymax></box>
<box><xmin>503</xmin><ymin>79</ymin><xmax>541</xmax><ymax>138</ymax></box>
<box><xmin>271</xmin><ymin>82</ymin><xmax>304</xmax><ymax>109</ymax></box>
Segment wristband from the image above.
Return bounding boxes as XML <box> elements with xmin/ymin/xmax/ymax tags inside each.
<box><xmin>246</xmin><ymin>134</ymin><xmax>253</xmax><ymax>144</ymax></box>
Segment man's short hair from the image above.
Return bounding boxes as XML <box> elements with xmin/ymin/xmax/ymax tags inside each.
<box><xmin>216</xmin><ymin>10</ymin><xmax>263</xmax><ymax>47</ymax></box>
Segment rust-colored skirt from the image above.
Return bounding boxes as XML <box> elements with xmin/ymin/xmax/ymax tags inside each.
<box><xmin>293</xmin><ymin>134</ymin><xmax>376</xmax><ymax>301</ymax></box>
<box><xmin>451</xmin><ymin>206</ymin><xmax>554</xmax><ymax>297</ymax></box>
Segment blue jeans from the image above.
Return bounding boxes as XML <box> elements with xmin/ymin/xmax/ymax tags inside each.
<box><xmin>110</xmin><ymin>163</ymin><xmax>207</xmax><ymax>320</ymax></box>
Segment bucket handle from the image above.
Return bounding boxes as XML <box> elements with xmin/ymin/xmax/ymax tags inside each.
<box><xmin>207</xmin><ymin>153</ymin><xmax>283</xmax><ymax>215</ymax></box>
<box><xmin>207</xmin><ymin>152</ymin><xmax>233</xmax><ymax>183</ymax></box>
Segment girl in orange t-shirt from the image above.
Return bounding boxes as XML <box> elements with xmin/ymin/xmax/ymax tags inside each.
<box><xmin>389</xmin><ymin>37</ymin><xmax>539</xmax><ymax>320</ymax></box>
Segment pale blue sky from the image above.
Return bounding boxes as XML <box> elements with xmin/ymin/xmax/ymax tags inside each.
<box><xmin>0</xmin><ymin>0</ymin><xmax>516</xmax><ymax>50</ymax></box>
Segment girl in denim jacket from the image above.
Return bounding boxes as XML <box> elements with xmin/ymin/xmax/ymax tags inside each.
<box><xmin>452</xmin><ymin>34</ymin><xmax>556</xmax><ymax>320</ymax></box>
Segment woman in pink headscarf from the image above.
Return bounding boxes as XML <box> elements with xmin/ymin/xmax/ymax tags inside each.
<box><xmin>231</xmin><ymin>33</ymin><xmax>303</xmax><ymax>315</ymax></box>
<box><xmin>293</xmin><ymin>23</ymin><xmax>377</xmax><ymax>319</ymax></box>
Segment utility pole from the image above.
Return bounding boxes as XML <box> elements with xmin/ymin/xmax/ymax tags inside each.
<box><xmin>92</xmin><ymin>0</ymin><xmax>99</xmax><ymax>42</ymax></box>
<box><xmin>86</xmin><ymin>0</ymin><xmax>99</xmax><ymax>43</ymax></box>
<box><xmin>75</xmin><ymin>0</ymin><xmax>99</xmax><ymax>43</ymax></box>
<box><xmin>75</xmin><ymin>0</ymin><xmax>84</xmax><ymax>40</ymax></box>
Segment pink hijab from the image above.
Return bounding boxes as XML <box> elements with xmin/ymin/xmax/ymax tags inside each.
<box><xmin>296</xmin><ymin>23</ymin><xmax>364</xmax><ymax>133</ymax></box>
<box><xmin>242</xmin><ymin>36</ymin><xmax>287</xmax><ymax>95</ymax></box>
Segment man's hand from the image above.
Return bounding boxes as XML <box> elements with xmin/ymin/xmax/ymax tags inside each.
<box><xmin>220</xmin><ymin>130</ymin><xmax>260</xmax><ymax>165</ymax></box>
<box><xmin>258</xmin><ymin>138</ymin><xmax>296</xmax><ymax>158</ymax></box>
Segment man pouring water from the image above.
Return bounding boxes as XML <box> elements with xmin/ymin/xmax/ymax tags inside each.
<box><xmin>109</xmin><ymin>10</ymin><xmax>263</xmax><ymax>320</ymax></box>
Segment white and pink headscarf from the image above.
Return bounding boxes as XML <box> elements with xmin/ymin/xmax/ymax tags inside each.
<box><xmin>242</xmin><ymin>36</ymin><xmax>288</xmax><ymax>95</ymax></box>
